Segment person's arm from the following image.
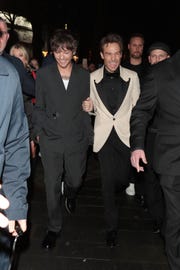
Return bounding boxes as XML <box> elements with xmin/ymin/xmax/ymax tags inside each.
<box><xmin>130</xmin><ymin>69</ymin><xmax>157</xmax><ymax>171</ymax></box>
<box><xmin>22</xmin><ymin>68</ymin><xmax>35</xmax><ymax>97</ymax></box>
<box><xmin>3</xmin><ymin>53</ymin><xmax>35</xmax><ymax>97</ymax></box>
<box><xmin>15</xmin><ymin>57</ymin><xmax>35</xmax><ymax>97</ymax></box>
<box><xmin>32</xmin><ymin>70</ymin><xmax>46</xmax><ymax>139</ymax></box>
<box><xmin>82</xmin><ymin>72</ymin><xmax>96</xmax><ymax>115</ymax></box>
<box><xmin>0</xmin><ymin>69</ymin><xmax>30</xmax><ymax>234</ymax></box>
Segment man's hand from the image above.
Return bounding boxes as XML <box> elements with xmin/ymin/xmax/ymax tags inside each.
<box><xmin>130</xmin><ymin>149</ymin><xmax>147</xmax><ymax>172</ymax></box>
<box><xmin>0</xmin><ymin>194</ymin><xmax>9</xmax><ymax>228</ymax></box>
<box><xmin>82</xmin><ymin>97</ymin><xmax>93</xmax><ymax>112</ymax></box>
<box><xmin>9</xmin><ymin>219</ymin><xmax>27</xmax><ymax>236</ymax></box>
<box><xmin>30</xmin><ymin>140</ymin><xmax>36</xmax><ymax>158</ymax></box>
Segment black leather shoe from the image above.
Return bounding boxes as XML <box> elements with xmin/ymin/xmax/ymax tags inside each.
<box><xmin>106</xmin><ymin>230</ymin><xmax>117</xmax><ymax>248</ymax></box>
<box><xmin>153</xmin><ymin>220</ymin><xmax>162</xmax><ymax>234</ymax></box>
<box><xmin>42</xmin><ymin>231</ymin><xmax>59</xmax><ymax>250</ymax></box>
<box><xmin>153</xmin><ymin>226</ymin><xmax>160</xmax><ymax>234</ymax></box>
<box><xmin>65</xmin><ymin>198</ymin><xmax>76</xmax><ymax>214</ymax></box>
<box><xmin>135</xmin><ymin>195</ymin><xmax>148</xmax><ymax>211</ymax></box>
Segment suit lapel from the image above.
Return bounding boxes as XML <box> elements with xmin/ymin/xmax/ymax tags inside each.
<box><xmin>94</xmin><ymin>66</ymin><xmax>130</xmax><ymax>115</ymax></box>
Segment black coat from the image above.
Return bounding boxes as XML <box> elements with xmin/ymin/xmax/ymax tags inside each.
<box><xmin>33</xmin><ymin>62</ymin><xmax>93</xmax><ymax>152</ymax></box>
<box><xmin>130</xmin><ymin>50</ymin><xmax>180</xmax><ymax>176</ymax></box>
<box><xmin>3</xmin><ymin>52</ymin><xmax>35</xmax><ymax>97</ymax></box>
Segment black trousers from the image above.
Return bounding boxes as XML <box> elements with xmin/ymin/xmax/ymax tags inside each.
<box><xmin>98</xmin><ymin>130</ymin><xmax>130</xmax><ymax>232</ymax></box>
<box><xmin>142</xmin><ymin>132</ymin><xmax>164</xmax><ymax>225</ymax></box>
<box><xmin>143</xmin><ymin>131</ymin><xmax>164</xmax><ymax>225</ymax></box>
<box><xmin>160</xmin><ymin>175</ymin><xmax>180</xmax><ymax>270</ymax></box>
<box><xmin>143</xmin><ymin>166</ymin><xmax>164</xmax><ymax>225</ymax></box>
<box><xmin>40</xmin><ymin>142</ymin><xmax>87</xmax><ymax>233</ymax></box>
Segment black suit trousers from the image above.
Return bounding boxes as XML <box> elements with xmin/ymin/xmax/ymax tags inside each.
<box><xmin>98</xmin><ymin>129</ymin><xmax>130</xmax><ymax>232</ymax></box>
<box><xmin>143</xmin><ymin>131</ymin><xmax>164</xmax><ymax>225</ymax></box>
<box><xmin>40</xmin><ymin>140</ymin><xmax>87</xmax><ymax>232</ymax></box>
<box><xmin>160</xmin><ymin>174</ymin><xmax>180</xmax><ymax>270</ymax></box>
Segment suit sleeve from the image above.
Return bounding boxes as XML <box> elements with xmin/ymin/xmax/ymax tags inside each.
<box><xmin>0</xmin><ymin>74</ymin><xmax>30</xmax><ymax>220</ymax></box>
<box><xmin>32</xmin><ymin>71</ymin><xmax>46</xmax><ymax>137</ymax></box>
<box><xmin>81</xmin><ymin>70</ymin><xmax>94</xmax><ymax>145</ymax></box>
<box><xmin>4</xmin><ymin>54</ymin><xmax>35</xmax><ymax>97</ymax></box>
<box><xmin>130</xmin><ymin>69</ymin><xmax>157</xmax><ymax>151</ymax></box>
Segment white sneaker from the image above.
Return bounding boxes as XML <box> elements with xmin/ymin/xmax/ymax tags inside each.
<box><xmin>125</xmin><ymin>183</ymin><xmax>135</xmax><ymax>196</ymax></box>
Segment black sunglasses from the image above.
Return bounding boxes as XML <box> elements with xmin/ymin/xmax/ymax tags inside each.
<box><xmin>0</xmin><ymin>31</ymin><xmax>8</xmax><ymax>37</ymax></box>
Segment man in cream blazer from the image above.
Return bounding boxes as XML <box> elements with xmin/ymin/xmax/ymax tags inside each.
<box><xmin>83</xmin><ymin>33</ymin><xmax>140</xmax><ymax>247</ymax></box>
<box><xmin>91</xmin><ymin>65</ymin><xmax>140</xmax><ymax>152</ymax></box>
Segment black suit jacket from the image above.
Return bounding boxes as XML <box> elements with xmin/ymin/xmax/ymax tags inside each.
<box><xmin>130</xmin><ymin>50</ymin><xmax>180</xmax><ymax>175</ymax></box>
<box><xmin>33</xmin><ymin>62</ymin><xmax>93</xmax><ymax>152</ymax></box>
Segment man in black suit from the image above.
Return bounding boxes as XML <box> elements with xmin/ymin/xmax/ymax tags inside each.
<box><xmin>142</xmin><ymin>42</ymin><xmax>171</xmax><ymax>234</ymax></box>
<box><xmin>33</xmin><ymin>29</ymin><xmax>93</xmax><ymax>250</ymax></box>
<box><xmin>130</xmin><ymin>50</ymin><xmax>180</xmax><ymax>270</ymax></box>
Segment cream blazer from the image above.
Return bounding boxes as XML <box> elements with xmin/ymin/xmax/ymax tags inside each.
<box><xmin>90</xmin><ymin>65</ymin><xmax>140</xmax><ymax>152</ymax></box>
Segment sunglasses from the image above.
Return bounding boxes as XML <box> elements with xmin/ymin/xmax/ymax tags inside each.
<box><xmin>0</xmin><ymin>31</ymin><xmax>8</xmax><ymax>38</ymax></box>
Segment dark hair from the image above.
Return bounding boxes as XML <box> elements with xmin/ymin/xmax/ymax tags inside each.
<box><xmin>99</xmin><ymin>33</ymin><xmax>123</xmax><ymax>52</ymax></box>
<box><xmin>50</xmin><ymin>29</ymin><xmax>78</xmax><ymax>53</ymax></box>
<box><xmin>128</xmin><ymin>32</ymin><xmax>145</xmax><ymax>43</ymax></box>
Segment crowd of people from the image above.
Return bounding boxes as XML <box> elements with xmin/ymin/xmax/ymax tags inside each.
<box><xmin>0</xmin><ymin>14</ymin><xmax>180</xmax><ymax>270</ymax></box>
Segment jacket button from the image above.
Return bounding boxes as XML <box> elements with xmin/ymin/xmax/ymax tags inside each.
<box><xmin>113</xmin><ymin>117</ymin><xmax>115</xmax><ymax>120</ymax></box>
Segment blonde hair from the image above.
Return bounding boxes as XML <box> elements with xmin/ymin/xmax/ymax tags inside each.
<box><xmin>10</xmin><ymin>42</ymin><xmax>30</xmax><ymax>66</ymax></box>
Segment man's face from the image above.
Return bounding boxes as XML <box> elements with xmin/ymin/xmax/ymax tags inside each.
<box><xmin>53</xmin><ymin>46</ymin><xmax>74</xmax><ymax>69</ymax></box>
<box><xmin>0</xmin><ymin>21</ymin><xmax>9</xmax><ymax>54</ymax></box>
<box><xmin>128</xmin><ymin>37</ymin><xmax>144</xmax><ymax>59</ymax></box>
<box><xmin>148</xmin><ymin>49</ymin><xmax>170</xmax><ymax>65</ymax></box>
<box><xmin>100</xmin><ymin>42</ymin><xmax>122</xmax><ymax>73</ymax></box>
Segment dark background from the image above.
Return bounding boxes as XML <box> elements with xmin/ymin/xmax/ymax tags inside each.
<box><xmin>1</xmin><ymin>0</ymin><xmax>179</xmax><ymax>64</ymax></box>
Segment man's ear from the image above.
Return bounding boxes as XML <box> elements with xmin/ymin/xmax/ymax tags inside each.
<box><xmin>6</xmin><ymin>33</ymin><xmax>10</xmax><ymax>41</ymax></box>
<box><xmin>100</xmin><ymin>51</ymin><xmax>104</xmax><ymax>60</ymax></box>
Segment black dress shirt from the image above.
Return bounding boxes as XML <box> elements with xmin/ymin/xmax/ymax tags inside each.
<box><xmin>96</xmin><ymin>67</ymin><xmax>126</xmax><ymax>115</ymax></box>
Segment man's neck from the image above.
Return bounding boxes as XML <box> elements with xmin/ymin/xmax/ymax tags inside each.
<box><xmin>130</xmin><ymin>57</ymin><xmax>142</xmax><ymax>66</ymax></box>
<box><xmin>58</xmin><ymin>62</ymin><xmax>73</xmax><ymax>79</ymax></box>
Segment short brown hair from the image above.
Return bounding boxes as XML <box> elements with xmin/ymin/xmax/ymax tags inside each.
<box><xmin>50</xmin><ymin>29</ymin><xmax>78</xmax><ymax>53</ymax></box>
<box><xmin>99</xmin><ymin>33</ymin><xmax>123</xmax><ymax>53</ymax></box>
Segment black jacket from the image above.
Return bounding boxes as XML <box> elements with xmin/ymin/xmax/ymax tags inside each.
<box><xmin>130</xmin><ymin>50</ymin><xmax>180</xmax><ymax>175</ymax></box>
<box><xmin>32</xmin><ymin>62</ymin><xmax>93</xmax><ymax>151</ymax></box>
<box><xmin>3</xmin><ymin>52</ymin><xmax>35</xmax><ymax>97</ymax></box>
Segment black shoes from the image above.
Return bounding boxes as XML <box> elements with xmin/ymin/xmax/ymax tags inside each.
<box><xmin>135</xmin><ymin>195</ymin><xmax>148</xmax><ymax>211</ymax></box>
<box><xmin>65</xmin><ymin>198</ymin><xmax>76</xmax><ymax>214</ymax></box>
<box><xmin>153</xmin><ymin>225</ymin><xmax>160</xmax><ymax>234</ymax></box>
<box><xmin>153</xmin><ymin>220</ymin><xmax>162</xmax><ymax>234</ymax></box>
<box><xmin>42</xmin><ymin>231</ymin><xmax>59</xmax><ymax>250</ymax></box>
<box><xmin>106</xmin><ymin>230</ymin><xmax>118</xmax><ymax>248</ymax></box>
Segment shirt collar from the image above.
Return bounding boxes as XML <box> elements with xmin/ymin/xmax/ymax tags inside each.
<box><xmin>104</xmin><ymin>67</ymin><xmax>120</xmax><ymax>78</ymax></box>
